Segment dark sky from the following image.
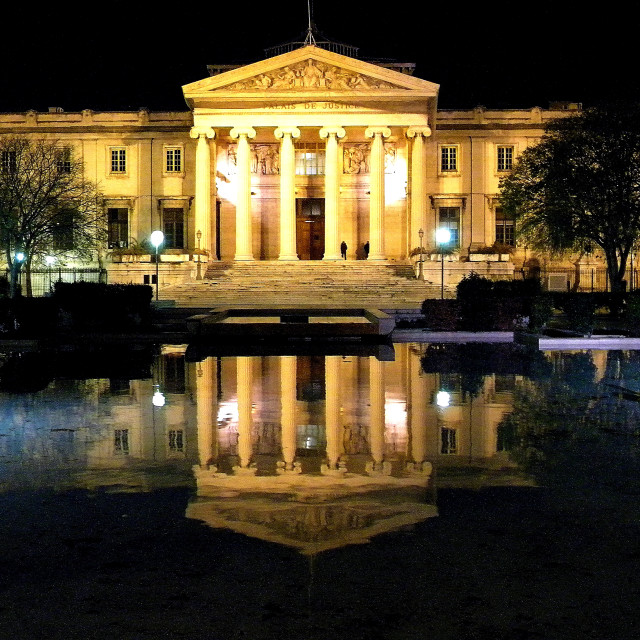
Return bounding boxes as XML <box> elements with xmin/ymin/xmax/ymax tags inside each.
<box><xmin>1</xmin><ymin>0</ymin><xmax>636</xmax><ymax>113</ymax></box>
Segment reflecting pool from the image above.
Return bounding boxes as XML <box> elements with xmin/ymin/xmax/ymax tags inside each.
<box><xmin>1</xmin><ymin>343</ymin><xmax>640</xmax><ymax>639</ymax></box>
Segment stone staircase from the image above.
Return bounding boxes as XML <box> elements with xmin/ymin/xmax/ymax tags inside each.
<box><xmin>159</xmin><ymin>260</ymin><xmax>446</xmax><ymax>310</ymax></box>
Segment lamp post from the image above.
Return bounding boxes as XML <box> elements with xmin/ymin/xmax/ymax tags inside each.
<box><xmin>418</xmin><ymin>228</ymin><xmax>424</xmax><ymax>281</ymax></box>
<box><xmin>45</xmin><ymin>256</ymin><xmax>56</xmax><ymax>293</ymax></box>
<box><xmin>196</xmin><ymin>229</ymin><xmax>202</xmax><ymax>281</ymax></box>
<box><xmin>435</xmin><ymin>228</ymin><xmax>451</xmax><ymax>299</ymax></box>
<box><xmin>150</xmin><ymin>230</ymin><xmax>164</xmax><ymax>301</ymax></box>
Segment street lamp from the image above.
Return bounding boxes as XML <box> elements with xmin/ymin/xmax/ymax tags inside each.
<box><xmin>196</xmin><ymin>229</ymin><xmax>202</xmax><ymax>281</ymax></box>
<box><xmin>150</xmin><ymin>230</ymin><xmax>164</xmax><ymax>301</ymax></box>
<box><xmin>435</xmin><ymin>228</ymin><xmax>451</xmax><ymax>299</ymax></box>
<box><xmin>418</xmin><ymin>228</ymin><xmax>424</xmax><ymax>281</ymax></box>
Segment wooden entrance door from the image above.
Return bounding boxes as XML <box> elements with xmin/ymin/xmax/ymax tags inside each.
<box><xmin>296</xmin><ymin>198</ymin><xmax>325</xmax><ymax>260</ymax></box>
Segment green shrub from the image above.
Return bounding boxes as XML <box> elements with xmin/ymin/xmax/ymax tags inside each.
<box><xmin>420</xmin><ymin>299</ymin><xmax>459</xmax><ymax>330</ymax></box>
<box><xmin>52</xmin><ymin>282</ymin><xmax>153</xmax><ymax>332</ymax></box>
<box><xmin>625</xmin><ymin>292</ymin><xmax>640</xmax><ymax>336</ymax></box>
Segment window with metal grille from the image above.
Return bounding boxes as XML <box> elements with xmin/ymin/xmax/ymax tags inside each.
<box><xmin>107</xmin><ymin>208</ymin><xmax>129</xmax><ymax>248</ymax></box>
<box><xmin>1</xmin><ymin>150</ymin><xmax>16</xmax><ymax>173</ymax></box>
<box><xmin>52</xmin><ymin>209</ymin><xmax>74</xmax><ymax>250</ymax></box>
<box><xmin>110</xmin><ymin>148</ymin><xmax>126</xmax><ymax>174</ymax></box>
<box><xmin>440</xmin><ymin>427</ymin><xmax>458</xmax><ymax>455</ymax></box>
<box><xmin>495</xmin><ymin>207</ymin><xmax>515</xmax><ymax>246</ymax></box>
<box><xmin>438</xmin><ymin>207</ymin><xmax>460</xmax><ymax>247</ymax></box>
<box><xmin>163</xmin><ymin>208</ymin><xmax>184</xmax><ymax>249</ymax></box>
<box><xmin>295</xmin><ymin>143</ymin><xmax>325</xmax><ymax>175</ymax></box>
<box><xmin>168</xmin><ymin>430</ymin><xmax>184</xmax><ymax>453</ymax></box>
<box><xmin>440</xmin><ymin>145</ymin><xmax>458</xmax><ymax>172</ymax></box>
<box><xmin>114</xmin><ymin>429</ymin><xmax>129</xmax><ymax>454</ymax></box>
<box><xmin>497</xmin><ymin>145</ymin><xmax>514</xmax><ymax>172</ymax></box>
<box><xmin>165</xmin><ymin>147</ymin><xmax>182</xmax><ymax>173</ymax></box>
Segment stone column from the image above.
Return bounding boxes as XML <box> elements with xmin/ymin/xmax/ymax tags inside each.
<box><xmin>325</xmin><ymin>355</ymin><xmax>342</xmax><ymax>470</ymax></box>
<box><xmin>236</xmin><ymin>357</ymin><xmax>254</xmax><ymax>471</ymax></box>
<box><xmin>320</xmin><ymin>127</ymin><xmax>346</xmax><ymax>261</ymax></box>
<box><xmin>369</xmin><ymin>357</ymin><xmax>386</xmax><ymax>472</ymax></box>
<box><xmin>230</xmin><ymin>127</ymin><xmax>256</xmax><ymax>261</ymax></box>
<box><xmin>275</xmin><ymin>127</ymin><xmax>301</xmax><ymax>261</ymax></box>
<box><xmin>280</xmin><ymin>356</ymin><xmax>297</xmax><ymax>471</ymax></box>
<box><xmin>406</xmin><ymin>127</ymin><xmax>432</xmax><ymax>253</ymax></box>
<box><xmin>365</xmin><ymin>127</ymin><xmax>391</xmax><ymax>260</ymax></box>
<box><xmin>189</xmin><ymin>127</ymin><xmax>216</xmax><ymax>255</ymax></box>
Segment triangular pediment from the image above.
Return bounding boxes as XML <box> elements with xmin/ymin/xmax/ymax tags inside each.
<box><xmin>183</xmin><ymin>45</ymin><xmax>438</xmax><ymax>109</ymax></box>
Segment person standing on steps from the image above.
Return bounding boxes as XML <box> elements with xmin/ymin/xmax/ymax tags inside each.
<box><xmin>341</xmin><ymin>241</ymin><xmax>347</xmax><ymax>259</ymax></box>
<box><xmin>364</xmin><ymin>241</ymin><xmax>369</xmax><ymax>259</ymax></box>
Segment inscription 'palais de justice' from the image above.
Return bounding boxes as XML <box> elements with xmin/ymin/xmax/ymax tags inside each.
<box><xmin>264</xmin><ymin>102</ymin><xmax>361</xmax><ymax>110</ymax></box>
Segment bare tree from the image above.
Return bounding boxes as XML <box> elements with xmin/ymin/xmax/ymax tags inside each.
<box><xmin>0</xmin><ymin>137</ymin><xmax>105</xmax><ymax>297</ymax></box>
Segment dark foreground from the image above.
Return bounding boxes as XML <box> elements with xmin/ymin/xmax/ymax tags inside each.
<box><xmin>1</xmin><ymin>432</ymin><xmax>639</xmax><ymax>640</ymax></box>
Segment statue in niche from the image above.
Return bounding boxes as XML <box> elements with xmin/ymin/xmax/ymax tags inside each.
<box><xmin>343</xmin><ymin>145</ymin><xmax>368</xmax><ymax>174</ymax></box>
<box><xmin>343</xmin><ymin>142</ymin><xmax>396</xmax><ymax>174</ymax></box>
<box><xmin>228</xmin><ymin>144</ymin><xmax>279</xmax><ymax>175</ymax></box>
<box><xmin>384</xmin><ymin>144</ymin><xmax>396</xmax><ymax>174</ymax></box>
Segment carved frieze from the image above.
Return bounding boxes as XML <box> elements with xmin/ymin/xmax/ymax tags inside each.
<box><xmin>228</xmin><ymin>144</ymin><xmax>280</xmax><ymax>175</ymax></box>
<box><xmin>227</xmin><ymin>59</ymin><xmax>399</xmax><ymax>91</ymax></box>
<box><xmin>343</xmin><ymin>143</ymin><xmax>396</xmax><ymax>174</ymax></box>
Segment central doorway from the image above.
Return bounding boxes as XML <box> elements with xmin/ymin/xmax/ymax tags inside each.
<box><xmin>296</xmin><ymin>198</ymin><xmax>325</xmax><ymax>260</ymax></box>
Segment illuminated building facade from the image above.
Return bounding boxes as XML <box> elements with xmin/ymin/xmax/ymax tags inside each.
<box><xmin>0</xmin><ymin>43</ymin><xmax>584</xmax><ymax>289</ymax></box>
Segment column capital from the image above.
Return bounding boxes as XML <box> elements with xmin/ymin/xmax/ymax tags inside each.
<box><xmin>365</xmin><ymin>126</ymin><xmax>391</xmax><ymax>139</ymax></box>
<box><xmin>406</xmin><ymin>126</ymin><xmax>432</xmax><ymax>139</ymax></box>
<box><xmin>274</xmin><ymin>126</ymin><xmax>301</xmax><ymax>140</ymax></box>
<box><xmin>230</xmin><ymin>127</ymin><xmax>256</xmax><ymax>140</ymax></box>
<box><xmin>189</xmin><ymin>126</ymin><xmax>216</xmax><ymax>140</ymax></box>
<box><xmin>319</xmin><ymin>126</ymin><xmax>346</xmax><ymax>139</ymax></box>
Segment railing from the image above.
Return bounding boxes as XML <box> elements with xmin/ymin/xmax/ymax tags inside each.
<box><xmin>8</xmin><ymin>268</ymin><xmax>108</xmax><ymax>297</ymax></box>
<box><xmin>518</xmin><ymin>266</ymin><xmax>640</xmax><ymax>293</ymax></box>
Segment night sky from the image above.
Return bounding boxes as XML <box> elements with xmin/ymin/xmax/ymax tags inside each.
<box><xmin>1</xmin><ymin>0</ymin><xmax>636</xmax><ymax>114</ymax></box>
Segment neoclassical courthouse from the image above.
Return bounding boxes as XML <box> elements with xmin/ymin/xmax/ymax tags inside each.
<box><xmin>0</xmin><ymin>34</ymin><xmax>582</xmax><ymax>289</ymax></box>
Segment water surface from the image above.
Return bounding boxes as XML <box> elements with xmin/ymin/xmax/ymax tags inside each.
<box><xmin>1</xmin><ymin>343</ymin><xmax>639</xmax><ymax>639</ymax></box>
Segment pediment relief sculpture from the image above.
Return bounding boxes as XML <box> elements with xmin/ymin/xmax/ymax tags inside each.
<box><xmin>343</xmin><ymin>143</ymin><xmax>396</xmax><ymax>174</ymax></box>
<box><xmin>227</xmin><ymin>59</ymin><xmax>400</xmax><ymax>91</ymax></box>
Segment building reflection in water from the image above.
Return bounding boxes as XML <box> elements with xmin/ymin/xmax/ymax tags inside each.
<box><xmin>0</xmin><ymin>343</ymin><xmax>545</xmax><ymax>552</ymax></box>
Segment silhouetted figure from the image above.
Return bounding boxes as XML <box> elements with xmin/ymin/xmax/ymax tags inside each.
<box><xmin>364</xmin><ymin>241</ymin><xmax>370</xmax><ymax>259</ymax></box>
<box><xmin>341</xmin><ymin>241</ymin><xmax>347</xmax><ymax>259</ymax></box>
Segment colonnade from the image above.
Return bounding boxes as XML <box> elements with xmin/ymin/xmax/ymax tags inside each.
<box><xmin>189</xmin><ymin>124</ymin><xmax>432</xmax><ymax>261</ymax></box>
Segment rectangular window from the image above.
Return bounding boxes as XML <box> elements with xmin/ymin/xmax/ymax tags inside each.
<box><xmin>107</xmin><ymin>207</ymin><xmax>129</xmax><ymax>248</ymax></box>
<box><xmin>165</xmin><ymin>147</ymin><xmax>182</xmax><ymax>173</ymax></box>
<box><xmin>57</xmin><ymin>147</ymin><xmax>72</xmax><ymax>173</ymax></box>
<box><xmin>441</xmin><ymin>427</ymin><xmax>458</xmax><ymax>455</ymax></box>
<box><xmin>438</xmin><ymin>207</ymin><xmax>460</xmax><ymax>247</ymax></box>
<box><xmin>163</xmin><ymin>208</ymin><xmax>184</xmax><ymax>249</ymax></box>
<box><xmin>495</xmin><ymin>207</ymin><xmax>515</xmax><ymax>246</ymax></box>
<box><xmin>295</xmin><ymin>143</ymin><xmax>325</xmax><ymax>175</ymax></box>
<box><xmin>52</xmin><ymin>209</ymin><xmax>74</xmax><ymax>250</ymax></box>
<box><xmin>497</xmin><ymin>145</ymin><xmax>514</xmax><ymax>172</ymax></box>
<box><xmin>110</xmin><ymin>147</ymin><xmax>127</xmax><ymax>174</ymax></box>
<box><xmin>1</xmin><ymin>150</ymin><xmax>16</xmax><ymax>173</ymax></box>
<box><xmin>440</xmin><ymin>145</ymin><xmax>458</xmax><ymax>172</ymax></box>
<box><xmin>114</xmin><ymin>429</ymin><xmax>129</xmax><ymax>454</ymax></box>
